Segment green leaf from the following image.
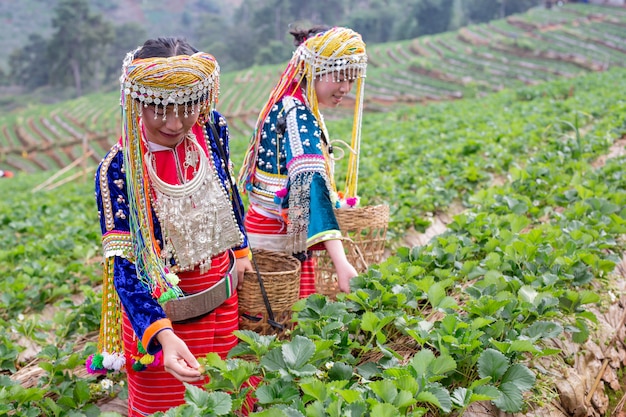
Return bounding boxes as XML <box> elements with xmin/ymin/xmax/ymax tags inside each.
<box><xmin>57</xmin><ymin>395</ymin><xmax>77</xmax><ymax>409</ymax></box>
<box><xmin>478</xmin><ymin>349</ymin><xmax>509</xmax><ymax>381</ymax></box>
<box><xmin>370</xmin><ymin>403</ymin><xmax>400</xmax><ymax>417</ymax></box>
<box><xmin>430</xmin><ymin>354</ymin><xmax>457</xmax><ymax>376</ymax></box>
<box><xmin>38</xmin><ymin>362</ymin><xmax>54</xmax><ymax>373</ymax></box>
<box><xmin>508</xmin><ymin>339</ymin><xmax>540</xmax><ymax>354</ymax></box>
<box><xmin>474</xmin><ymin>384</ymin><xmax>502</xmax><ymax>400</ymax></box>
<box><xmin>416</xmin><ymin>384</ymin><xmax>452</xmax><ymax>413</ymax></box>
<box><xmin>394</xmin><ymin>374</ymin><xmax>419</xmax><ymax>395</ymax></box>
<box><xmin>254</xmin><ymin>407</ymin><xmax>302</xmax><ymax>417</ymax></box>
<box><xmin>282</xmin><ymin>336</ymin><xmax>315</xmax><ymax>369</ymax></box>
<box><xmin>571</xmin><ymin>318</ymin><xmax>590</xmax><ymax>344</ymax></box>
<box><xmin>502</xmin><ymin>364</ymin><xmax>535</xmax><ymax>392</ymax></box>
<box><xmin>522</xmin><ymin>321</ymin><xmax>563</xmax><ymax>340</ymax></box>
<box><xmin>222</xmin><ymin>360</ymin><xmax>257</xmax><ymax>389</ymax></box>
<box><xmin>337</xmin><ymin>388</ymin><xmax>362</xmax><ymax>404</ymax></box>
<box><xmin>518</xmin><ymin>286</ymin><xmax>538</xmax><ymax>304</ymax></box>
<box><xmin>301</xmin><ymin>379</ymin><xmax>327</xmax><ymax>402</ymax></box>
<box><xmin>74</xmin><ymin>380</ymin><xmax>91</xmax><ymax>404</ymax></box>
<box><xmin>410</xmin><ymin>349</ymin><xmax>435</xmax><ymax>376</ymax></box>
<box><xmin>255</xmin><ymin>380</ymin><xmax>301</xmax><ymax>404</ymax></box>
<box><xmin>451</xmin><ymin>387</ymin><xmax>470</xmax><ymax>407</ymax></box>
<box><xmin>328</xmin><ymin>362</ymin><xmax>353</xmax><ymax>381</ymax></box>
<box><xmin>183</xmin><ymin>383</ymin><xmax>210</xmax><ymax>407</ymax></box>
<box><xmin>370</xmin><ymin>380</ymin><xmax>397</xmax><ymax>403</ymax></box>
<box><xmin>261</xmin><ymin>348</ymin><xmax>287</xmax><ymax>372</ymax></box>
<box><xmin>394</xmin><ymin>390</ymin><xmax>416</xmax><ymax>410</ymax></box>
<box><xmin>203</xmin><ymin>352</ymin><xmax>228</xmax><ymax>371</ymax></box>
<box><xmin>209</xmin><ymin>391</ymin><xmax>234</xmax><ymax>415</ymax></box>
<box><xmin>492</xmin><ymin>382</ymin><xmax>523</xmax><ymax>412</ymax></box>
<box><xmin>578</xmin><ymin>290</ymin><xmax>600</xmax><ymax>305</ymax></box>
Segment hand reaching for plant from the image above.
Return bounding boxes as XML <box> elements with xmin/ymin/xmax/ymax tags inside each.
<box><xmin>324</xmin><ymin>239</ymin><xmax>358</xmax><ymax>293</ymax></box>
<box><xmin>156</xmin><ymin>329</ymin><xmax>204</xmax><ymax>382</ymax></box>
<box><xmin>336</xmin><ymin>262</ymin><xmax>358</xmax><ymax>293</ymax></box>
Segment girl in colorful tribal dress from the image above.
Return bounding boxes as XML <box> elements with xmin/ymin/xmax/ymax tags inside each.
<box><xmin>88</xmin><ymin>38</ymin><xmax>253</xmax><ymax>416</ymax></box>
<box><xmin>238</xmin><ymin>27</ymin><xmax>368</xmax><ymax>296</ymax></box>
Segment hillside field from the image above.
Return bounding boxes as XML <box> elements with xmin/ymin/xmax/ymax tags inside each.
<box><xmin>2</xmin><ymin>3</ymin><xmax>626</xmax><ymax>416</ymax></box>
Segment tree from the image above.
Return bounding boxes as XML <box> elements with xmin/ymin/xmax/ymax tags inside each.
<box><xmin>343</xmin><ymin>1</ymin><xmax>399</xmax><ymax>43</ymax></box>
<box><xmin>414</xmin><ymin>0</ymin><xmax>455</xmax><ymax>36</ymax></box>
<box><xmin>9</xmin><ymin>33</ymin><xmax>50</xmax><ymax>89</ymax></box>
<box><xmin>102</xmin><ymin>23</ymin><xmax>147</xmax><ymax>86</ymax></box>
<box><xmin>47</xmin><ymin>0</ymin><xmax>114</xmax><ymax>95</ymax></box>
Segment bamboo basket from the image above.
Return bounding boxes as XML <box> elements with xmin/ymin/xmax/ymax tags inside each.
<box><xmin>238</xmin><ymin>249</ymin><xmax>301</xmax><ymax>335</ymax></box>
<box><xmin>315</xmin><ymin>204</ymin><xmax>390</xmax><ymax>298</ymax></box>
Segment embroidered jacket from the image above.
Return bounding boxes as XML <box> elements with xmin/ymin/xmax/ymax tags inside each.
<box><xmin>95</xmin><ymin>111</ymin><xmax>248</xmax><ymax>354</ymax></box>
<box><xmin>247</xmin><ymin>95</ymin><xmax>341</xmax><ymax>254</ymax></box>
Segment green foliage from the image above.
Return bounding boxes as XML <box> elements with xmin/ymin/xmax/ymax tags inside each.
<box><xmin>2</xmin><ymin>23</ymin><xmax>626</xmax><ymax>414</ymax></box>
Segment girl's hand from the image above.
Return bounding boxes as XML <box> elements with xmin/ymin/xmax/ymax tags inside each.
<box><xmin>157</xmin><ymin>329</ymin><xmax>204</xmax><ymax>382</ymax></box>
<box><xmin>235</xmin><ymin>255</ymin><xmax>253</xmax><ymax>290</ymax></box>
<box><xmin>323</xmin><ymin>239</ymin><xmax>358</xmax><ymax>293</ymax></box>
<box><xmin>335</xmin><ymin>261</ymin><xmax>358</xmax><ymax>293</ymax></box>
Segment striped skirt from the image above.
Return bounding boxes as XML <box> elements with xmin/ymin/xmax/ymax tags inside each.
<box><xmin>122</xmin><ymin>251</ymin><xmax>239</xmax><ymax>416</ymax></box>
<box><xmin>244</xmin><ymin>205</ymin><xmax>317</xmax><ymax>298</ymax></box>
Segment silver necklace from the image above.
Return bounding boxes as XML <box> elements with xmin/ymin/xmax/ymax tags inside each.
<box><xmin>145</xmin><ymin>132</ymin><xmax>243</xmax><ymax>273</ymax></box>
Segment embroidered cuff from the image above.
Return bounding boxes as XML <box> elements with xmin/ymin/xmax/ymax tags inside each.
<box><xmin>308</xmin><ymin>229</ymin><xmax>342</xmax><ymax>249</ymax></box>
<box><xmin>234</xmin><ymin>247</ymin><xmax>250</xmax><ymax>259</ymax></box>
<box><xmin>142</xmin><ymin>318</ymin><xmax>173</xmax><ymax>355</ymax></box>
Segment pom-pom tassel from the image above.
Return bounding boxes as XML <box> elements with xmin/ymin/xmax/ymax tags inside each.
<box><xmin>85</xmin><ymin>353</ymin><xmax>108</xmax><ymax>375</ymax></box>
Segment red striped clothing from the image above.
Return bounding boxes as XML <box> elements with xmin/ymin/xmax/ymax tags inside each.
<box><xmin>122</xmin><ymin>251</ymin><xmax>239</xmax><ymax>416</ymax></box>
<box><xmin>244</xmin><ymin>206</ymin><xmax>317</xmax><ymax>298</ymax></box>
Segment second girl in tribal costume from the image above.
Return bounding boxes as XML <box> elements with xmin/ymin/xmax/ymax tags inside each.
<box><xmin>239</xmin><ymin>27</ymin><xmax>368</xmax><ymax>296</ymax></box>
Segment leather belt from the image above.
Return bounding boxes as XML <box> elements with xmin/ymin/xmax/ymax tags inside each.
<box><xmin>163</xmin><ymin>251</ymin><xmax>237</xmax><ymax>323</ymax></box>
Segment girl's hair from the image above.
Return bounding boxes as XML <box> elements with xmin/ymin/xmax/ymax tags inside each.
<box><xmin>134</xmin><ymin>37</ymin><xmax>198</xmax><ymax>59</ymax></box>
<box><xmin>288</xmin><ymin>25</ymin><xmax>330</xmax><ymax>47</ymax></box>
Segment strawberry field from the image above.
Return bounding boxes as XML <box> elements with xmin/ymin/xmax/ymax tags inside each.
<box><xmin>2</xmin><ymin>3</ymin><xmax>626</xmax><ymax>417</ymax></box>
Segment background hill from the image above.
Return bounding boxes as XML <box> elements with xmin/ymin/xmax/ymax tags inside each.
<box><xmin>1</xmin><ymin>2</ymin><xmax>624</xmax><ymax>176</ymax></box>
<box><xmin>0</xmin><ymin>0</ymin><xmax>544</xmax><ymax>109</ymax></box>
<box><xmin>0</xmin><ymin>0</ymin><xmax>242</xmax><ymax>71</ymax></box>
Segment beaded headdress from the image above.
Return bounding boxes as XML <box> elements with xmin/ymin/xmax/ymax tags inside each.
<box><xmin>239</xmin><ymin>26</ymin><xmax>367</xmax><ymax>200</ymax></box>
<box><xmin>88</xmin><ymin>50</ymin><xmax>221</xmax><ymax>374</ymax></box>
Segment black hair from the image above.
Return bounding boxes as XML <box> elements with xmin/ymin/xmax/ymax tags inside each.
<box><xmin>288</xmin><ymin>25</ymin><xmax>330</xmax><ymax>47</ymax></box>
<box><xmin>134</xmin><ymin>37</ymin><xmax>198</xmax><ymax>59</ymax></box>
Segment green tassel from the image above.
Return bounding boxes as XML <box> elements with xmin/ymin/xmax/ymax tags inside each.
<box><xmin>158</xmin><ymin>288</ymin><xmax>177</xmax><ymax>304</ymax></box>
<box><xmin>91</xmin><ymin>353</ymin><xmax>104</xmax><ymax>369</ymax></box>
<box><xmin>132</xmin><ymin>361</ymin><xmax>146</xmax><ymax>372</ymax></box>
<box><xmin>137</xmin><ymin>339</ymin><xmax>147</xmax><ymax>354</ymax></box>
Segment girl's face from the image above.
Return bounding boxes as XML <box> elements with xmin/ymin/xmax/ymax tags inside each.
<box><xmin>314</xmin><ymin>72</ymin><xmax>355</xmax><ymax>108</ymax></box>
<box><xmin>141</xmin><ymin>104</ymin><xmax>200</xmax><ymax>148</ymax></box>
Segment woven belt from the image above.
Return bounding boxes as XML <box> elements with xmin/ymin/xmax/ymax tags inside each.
<box><xmin>164</xmin><ymin>251</ymin><xmax>237</xmax><ymax>323</ymax></box>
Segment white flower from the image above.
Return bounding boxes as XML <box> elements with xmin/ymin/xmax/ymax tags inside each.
<box><xmin>100</xmin><ymin>378</ymin><xmax>113</xmax><ymax>390</ymax></box>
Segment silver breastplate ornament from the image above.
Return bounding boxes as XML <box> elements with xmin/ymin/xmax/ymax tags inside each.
<box><xmin>145</xmin><ymin>134</ymin><xmax>242</xmax><ymax>273</ymax></box>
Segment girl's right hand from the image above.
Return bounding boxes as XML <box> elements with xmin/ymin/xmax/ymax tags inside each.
<box><xmin>336</xmin><ymin>261</ymin><xmax>358</xmax><ymax>293</ymax></box>
<box><xmin>156</xmin><ymin>329</ymin><xmax>204</xmax><ymax>382</ymax></box>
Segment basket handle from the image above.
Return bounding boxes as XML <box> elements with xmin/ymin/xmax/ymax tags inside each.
<box><xmin>242</xmin><ymin>252</ymin><xmax>284</xmax><ymax>330</ymax></box>
<box><xmin>340</xmin><ymin>237</ymin><xmax>368</xmax><ymax>273</ymax></box>
<box><xmin>209</xmin><ymin>121</ymin><xmax>283</xmax><ymax>331</ymax></box>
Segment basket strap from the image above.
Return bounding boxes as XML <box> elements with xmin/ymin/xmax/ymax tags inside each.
<box><xmin>340</xmin><ymin>236</ymin><xmax>368</xmax><ymax>272</ymax></box>
<box><xmin>209</xmin><ymin>121</ymin><xmax>283</xmax><ymax>331</ymax></box>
